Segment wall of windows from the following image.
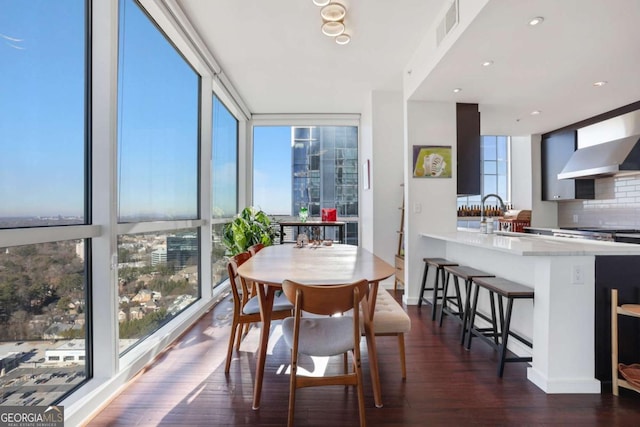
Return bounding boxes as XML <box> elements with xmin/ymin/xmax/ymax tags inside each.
<box><xmin>0</xmin><ymin>0</ymin><xmax>91</xmax><ymax>407</ymax></box>
<box><xmin>211</xmin><ymin>96</ymin><xmax>238</xmax><ymax>287</ymax></box>
<box><xmin>253</xmin><ymin>125</ymin><xmax>359</xmax><ymax>244</ymax></box>
<box><xmin>116</xmin><ymin>0</ymin><xmax>201</xmax><ymax>352</ymax></box>
<box><xmin>1</xmin><ymin>0</ymin><xmax>242</xmax><ymax>419</ymax></box>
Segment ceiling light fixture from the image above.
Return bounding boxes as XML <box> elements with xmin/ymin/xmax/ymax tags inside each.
<box><xmin>316</xmin><ymin>2</ymin><xmax>351</xmax><ymax>45</ymax></box>
<box><xmin>321</xmin><ymin>21</ymin><xmax>345</xmax><ymax>37</ymax></box>
<box><xmin>335</xmin><ymin>33</ymin><xmax>351</xmax><ymax>45</ymax></box>
<box><xmin>482</xmin><ymin>60</ymin><xmax>494</xmax><ymax>67</ymax></box>
<box><xmin>528</xmin><ymin>16</ymin><xmax>544</xmax><ymax>26</ymax></box>
<box><xmin>453</xmin><ymin>88</ymin><xmax>462</xmax><ymax>93</ymax></box>
<box><xmin>593</xmin><ymin>81</ymin><xmax>608</xmax><ymax>87</ymax></box>
<box><xmin>530</xmin><ymin>110</ymin><xmax>541</xmax><ymax>115</ymax></box>
<box><xmin>321</xmin><ymin>3</ymin><xmax>346</xmax><ymax>21</ymax></box>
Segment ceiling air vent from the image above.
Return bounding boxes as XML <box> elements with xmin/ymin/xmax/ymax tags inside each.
<box><xmin>436</xmin><ymin>0</ymin><xmax>459</xmax><ymax>46</ymax></box>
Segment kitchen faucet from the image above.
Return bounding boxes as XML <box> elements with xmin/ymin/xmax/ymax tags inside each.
<box><xmin>481</xmin><ymin>193</ymin><xmax>506</xmax><ymax>222</ymax></box>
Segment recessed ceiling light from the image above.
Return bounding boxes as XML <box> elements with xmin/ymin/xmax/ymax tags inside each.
<box><xmin>453</xmin><ymin>88</ymin><xmax>462</xmax><ymax>93</ymax></box>
<box><xmin>593</xmin><ymin>81</ymin><xmax>608</xmax><ymax>87</ymax></box>
<box><xmin>530</xmin><ymin>110</ymin><xmax>541</xmax><ymax>116</ymax></box>
<box><xmin>528</xmin><ymin>16</ymin><xmax>544</xmax><ymax>26</ymax></box>
<box><xmin>313</xmin><ymin>0</ymin><xmax>331</xmax><ymax>6</ymax></box>
<box><xmin>482</xmin><ymin>60</ymin><xmax>494</xmax><ymax>67</ymax></box>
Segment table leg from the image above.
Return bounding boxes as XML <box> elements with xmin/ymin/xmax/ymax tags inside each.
<box><xmin>364</xmin><ymin>281</ymin><xmax>383</xmax><ymax>408</ymax></box>
<box><xmin>252</xmin><ymin>283</ymin><xmax>276</xmax><ymax>410</ymax></box>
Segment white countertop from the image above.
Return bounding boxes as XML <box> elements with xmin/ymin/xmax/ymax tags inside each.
<box><xmin>420</xmin><ymin>229</ymin><xmax>640</xmax><ymax>256</ymax></box>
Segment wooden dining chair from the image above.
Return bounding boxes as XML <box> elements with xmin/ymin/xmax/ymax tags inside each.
<box><xmin>248</xmin><ymin>243</ymin><xmax>265</xmax><ymax>256</ymax></box>
<box><xmin>225</xmin><ymin>252</ymin><xmax>293</xmax><ymax>373</ymax></box>
<box><xmin>281</xmin><ymin>279</ymin><xmax>370</xmax><ymax>427</ymax></box>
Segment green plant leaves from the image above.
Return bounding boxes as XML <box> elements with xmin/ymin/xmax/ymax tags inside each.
<box><xmin>222</xmin><ymin>207</ymin><xmax>279</xmax><ymax>256</ymax></box>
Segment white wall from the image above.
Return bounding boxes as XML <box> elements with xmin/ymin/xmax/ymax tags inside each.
<box><xmin>360</xmin><ymin>93</ymin><xmax>374</xmax><ymax>251</ymax></box>
<box><xmin>403</xmin><ymin>101</ymin><xmax>458</xmax><ymax>304</ymax></box>
<box><xmin>510</xmin><ymin>135</ymin><xmax>533</xmax><ymax>210</ymax></box>
<box><xmin>511</xmin><ymin>134</ymin><xmax>558</xmax><ymax>227</ymax></box>
<box><xmin>371</xmin><ymin>91</ymin><xmax>405</xmax><ymax>266</ymax></box>
<box><xmin>511</xmin><ymin>135</ymin><xmax>558</xmax><ymax>227</ymax></box>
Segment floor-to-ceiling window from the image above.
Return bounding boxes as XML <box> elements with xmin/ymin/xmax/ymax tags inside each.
<box><xmin>211</xmin><ymin>95</ymin><xmax>238</xmax><ymax>287</ymax></box>
<box><xmin>457</xmin><ymin>135</ymin><xmax>511</xmax><ymax>226</ymax></box>
<box><xmin>1</xmin><ymin>0</ymin><xmax>242</xmax><ymax>418</ymax></box>
<box><xmin>116</xmin><ymin>0</ymin><xmax>200</xmax><ymax>355</ymax></box>
<box><xmin>253</xmin><ymin>125</ymin><xmax>359</xmax><ymax>244</ymax></box>
<box><xmin>0</xmin><ymin>0</ymin><xmax>91</xmax><ymax>406</ymax></box>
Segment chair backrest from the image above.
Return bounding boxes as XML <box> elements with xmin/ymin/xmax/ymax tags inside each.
<box><xmin>282</xmin><ymin>279</ymin><xmax>370</xmax><ymax>317</ymax></box>
<box><xmin>248</xmin><ymin>243</ymin><xmax>265</xmax><ymax>256</ymax></box>
<box><xmin>226</xmin><ymin>252</ymin><xmax>252</xmax><ymax>307</ymax></box>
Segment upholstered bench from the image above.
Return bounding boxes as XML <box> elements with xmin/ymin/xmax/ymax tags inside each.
<box><xmin>465</xmin><ymin>276</ymin><xmax>534</xmax><ymax>377</ymax></box>
<box><xmin>362</xmin><ymin>289</ymin><xmax>412</xmax><ymax>379</ymax></box>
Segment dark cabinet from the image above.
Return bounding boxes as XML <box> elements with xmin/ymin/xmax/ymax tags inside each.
<box><xmin>541</xmin><ymin>130</ymin><xmax>594</xmax><ymax>201</ymax></box>
<box><xmin>456</xmin><ymin>103</ymin><xmax>481</xmax><ymax>196</ymax></box>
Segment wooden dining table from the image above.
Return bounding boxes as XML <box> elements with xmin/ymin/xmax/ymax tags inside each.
<box><xmin>237</xmin><ymin>243</ymin><xmax>395</xmax><ymax>410</ymax></box>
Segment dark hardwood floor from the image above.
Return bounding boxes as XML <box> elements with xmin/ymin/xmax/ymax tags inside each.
<box><xmin>84</xmin><ymin>289</ymin><xmax>640</xmax><ymax>426</ymax></box>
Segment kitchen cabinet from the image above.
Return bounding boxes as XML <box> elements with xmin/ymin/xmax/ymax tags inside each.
<box><xmin>611</xmin><ymin>288</ymin><xmax>640</xmax><ymax>396</ymax></box>
<box><xmin>595</xmin><ymin>256</ymin><xmax>640</xmax><ymax>391</ymax></box>
<box><xmin>541</xmin><ymin>129</ymin><xmax>594</xmax><ymax>201</ymax></box>
<box><xmin>456</xmin><ymin>103</ymin><xmax>481</xmax><ymax>196</ymax></box>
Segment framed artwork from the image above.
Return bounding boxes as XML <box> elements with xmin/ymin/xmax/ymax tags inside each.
<box><xmin>362</xmin><ymin>159</ymin><xmax>371</xmax><ymax>190</ymax></box>
<box><xmin>412</xmin><ymin>145</ymin><xmax>452</xmax><ymax>178</ymax></box>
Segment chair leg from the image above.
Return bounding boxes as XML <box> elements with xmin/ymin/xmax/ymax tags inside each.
<box><xmin>235</xmin><ymin>321</ymin><xmax>244</xmax><ymax>351</ymax></box>
<box><xmin>437</xmin><ymin>272</ymin><xmax>449</xmax><ymax>326</ymax></box>
<box><xmin>465</xmin><ymin>283</ymin><xmax>480</xmax><ymax>350</ymax></box>
<box><xmin>353</xmin><ymin>350</ymin><xmax>366</xmax><ymax>427</ymax></box>
<box><xmin>398</xmin><ymin>333</ymin><xmax>407</xmax><ymax>380</ymax></box>
<box><xmin>225</xmin><ymin>320</ymin><xmax>239</xmax><ymax>373</ymax></box>
<box><xmin>497</xmin><ymin>298</ymin><xmax>515</xmax><ymax>377</ymax></box>
<box><xmin>288</xmin><ymin>349</ymin><xmax>297</xmax><ymax>427</ymax></box>
<box><xmin>418</xmin><ymin>263</ymin><xmax>430</xmax><ymax>307</ymax></box>
<box><xmin>431</xmin><ymin>267</ymin><xmax>443</xmax><ymax>321</ymax></box>
<box><xmin>460</xmin><ymin>279</ymin><xmax>472</xmax><ymax>345</ymax></box>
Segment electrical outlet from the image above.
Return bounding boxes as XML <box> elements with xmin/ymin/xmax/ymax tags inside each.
<box><xmin>413</xmin><ymin>202</ymin><xmax>422</xmax><ymax>214</ymax></box>
<box><xmin>573</xmin><ymin>214</ymin><xmax>579</xmax><ymax>223</ymax></box>
<box><xmin>572</xmin><ymin>265</ymin><xmax>584</xmax><ymax>284</ymax></box>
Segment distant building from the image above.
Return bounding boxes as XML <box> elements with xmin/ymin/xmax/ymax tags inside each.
<box><xmin>290</xmin><ymin>126</ymin><xmax>359</xmax><ymax>244</ymax></box>
<box><xmin>45</xmin><ymin>340</ymin><xmax>85</xmax><ymax>364</ymax></box>
<box><xmin>43</xmin><ymin>322</ymin><xmax>82</xmax><ymax>340</ymax></box>
<box><xmin>151</xmin><ymin>247</ymin><xmax>167</xmax><ymax>266</ymax></box>
<box><xmin>132</xmin><ymin>289</ymin><xmax>154</xmax><ymax>303</ymax></box>
<box><xmin>166</xmin><ymin>233</ymin><xmax>198</xmax><ymax>270</ymax></box>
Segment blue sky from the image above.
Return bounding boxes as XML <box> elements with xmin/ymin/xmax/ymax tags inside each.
<box><xmin>253</xmin><ymin>126</ymin><xmax>292</xmax><ymax>215</ymax></box>
<box><xmin>0</xmin><ymin>0</ymin><xmax>292</xmax><ymax>221</ymax></box>
<box><xmin>1</xmin><ymin>1</ymin><xmax>85</xmax><ymax>217</ymax></box>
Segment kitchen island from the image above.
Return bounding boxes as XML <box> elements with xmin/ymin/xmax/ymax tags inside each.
<box><xmin>419</xmin><ymin>229</ymin><xmax>640</xmax><ymax>394</ymax></box>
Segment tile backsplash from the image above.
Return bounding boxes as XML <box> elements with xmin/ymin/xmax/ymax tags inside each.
<box><xmin>558</xmin><ymin>172</ymin><xmax>640</xmax><ymax>228</ymax></box>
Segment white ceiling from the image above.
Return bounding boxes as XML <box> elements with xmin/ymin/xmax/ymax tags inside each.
<box><xmin>178</xmin><ymin>0</ymin><xmax>640</xmax><ymax>136</ymax></box>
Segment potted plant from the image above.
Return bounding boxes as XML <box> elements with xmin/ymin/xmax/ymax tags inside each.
<box><xmin>222</xmin><ymin>207</ymin><xmax>279</xmax><ymax>256</ymax></box>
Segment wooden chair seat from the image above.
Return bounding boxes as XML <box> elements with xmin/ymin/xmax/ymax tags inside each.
<box><xmin>281</xmin><ymin>279</ymin><xmax>370</xmax><ymax>427</ymax></box>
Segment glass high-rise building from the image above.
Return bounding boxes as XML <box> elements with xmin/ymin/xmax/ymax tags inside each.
<box><xmin>291</xmin><ymin>126</ymin><xmax>359</xmax><ymax>244</ymax></box>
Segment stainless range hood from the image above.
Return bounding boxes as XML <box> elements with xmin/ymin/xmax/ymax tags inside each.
<box><xmin>558</xmin><ymin>134</ymin><xmax>640</xmax><ymax>180</ymax></box>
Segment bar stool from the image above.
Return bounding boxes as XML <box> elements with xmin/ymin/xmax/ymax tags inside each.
<box><xmin>418</xmin><ymin>258</ymin><xmax>458</xmax><ymax>321</ymax></box>
<box><xmin>465</xmin><ymin>276</ymin><xmax>534</xmax><ymax>377</ymax></box>
<box><xmin>438</xmin><ymin>266</ymin><xmax>495</xmax><ymax>345</ymax></box>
